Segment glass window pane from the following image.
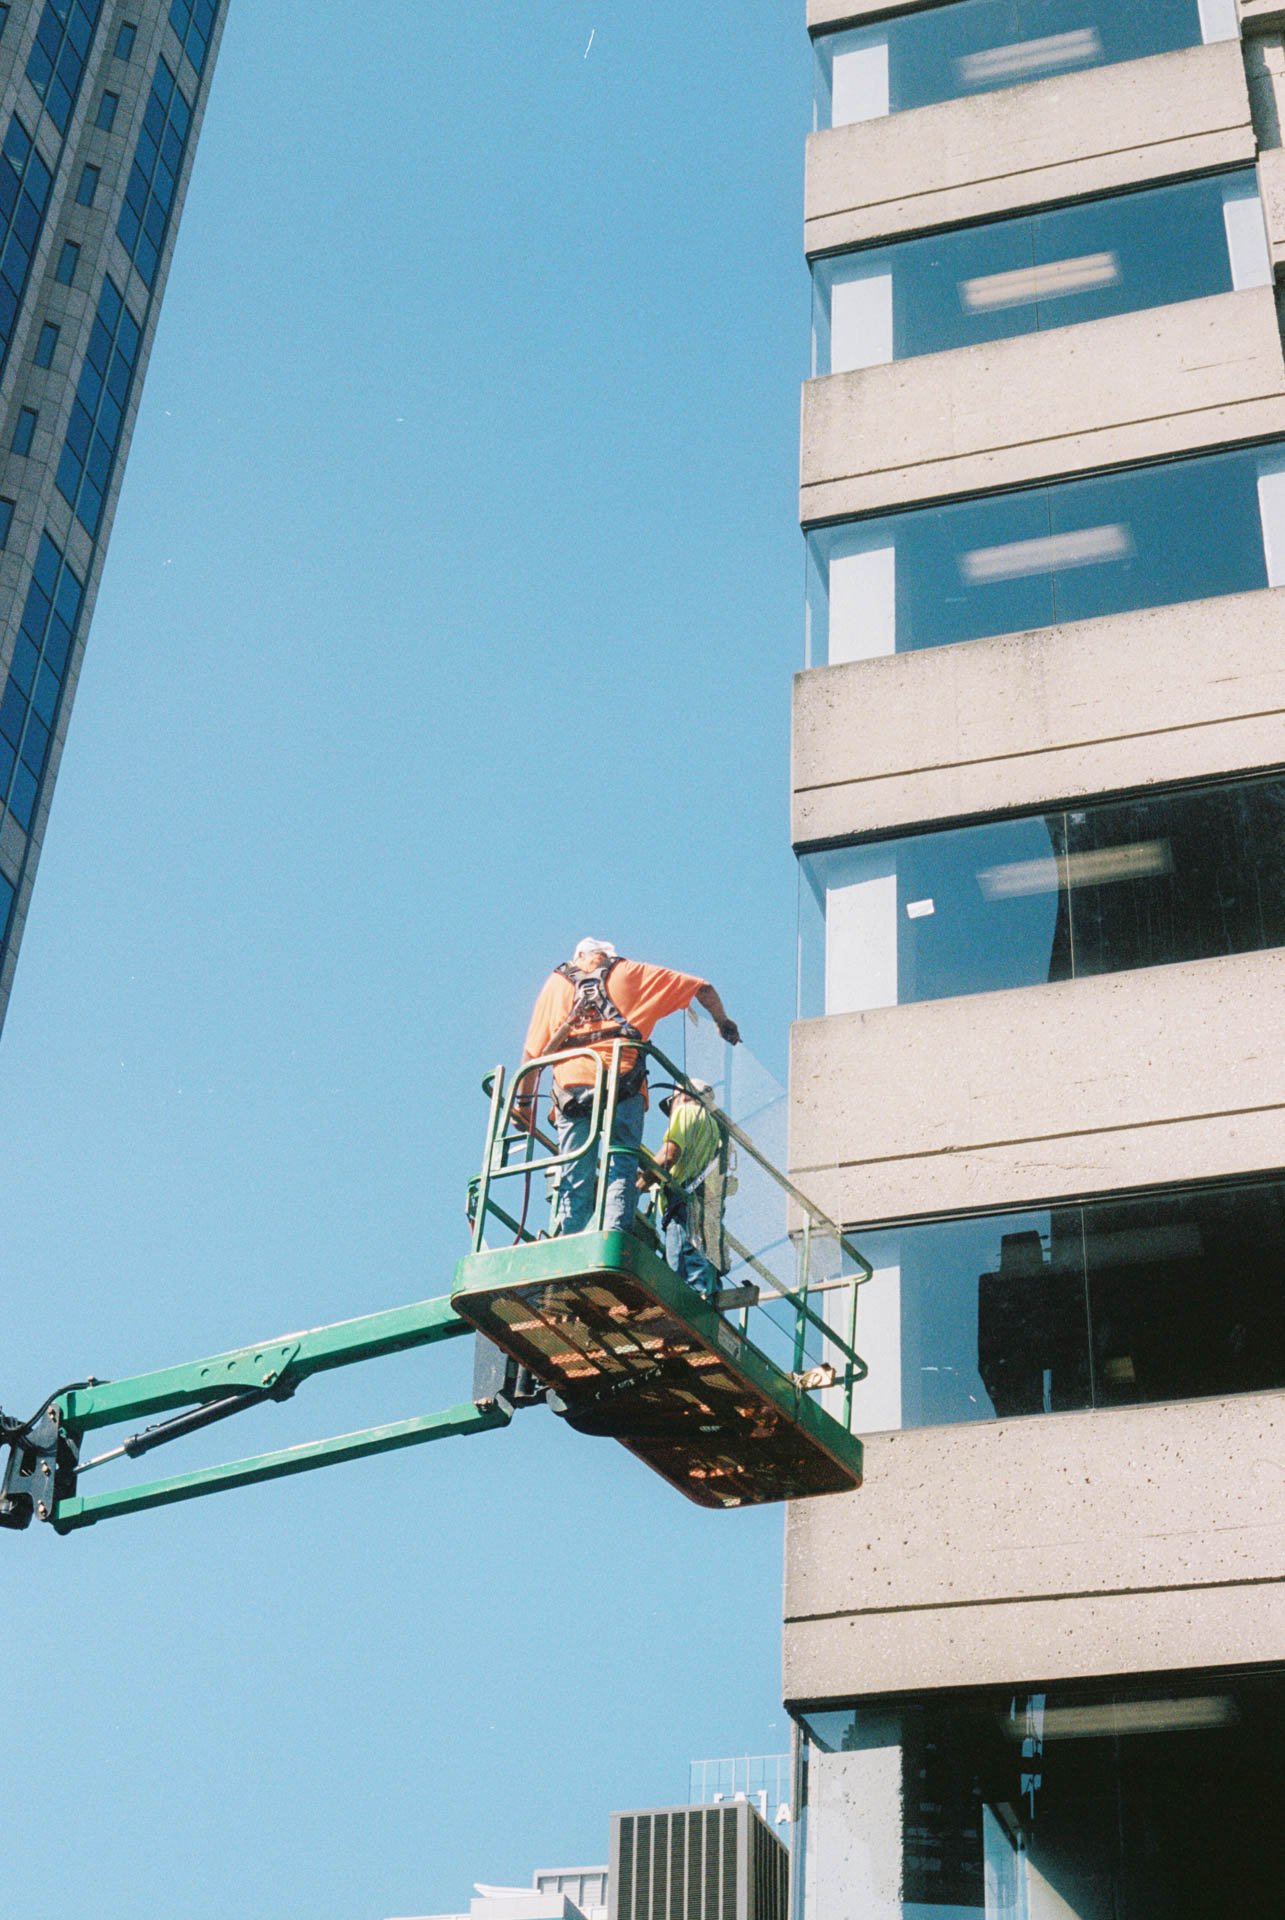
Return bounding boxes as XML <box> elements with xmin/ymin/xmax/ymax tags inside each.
<box><xmin>812</xmin><ymin>171</ymin><xmax>1263</xmax><ymax>375</ymax></box>
<box><xmin>815</xmin><ymin>0</ymin><xmax>1206</xmax><ymax>130</ymax></box>
<box><xmin>806</xmin><ymin>441</ymin><xmax>1282</xmax><ymax>666</ymax></box>
<box><xmin>801</xmin><ymin>774</ymin><xmax>1285</xmax><ymax>1012</ymax></box>
<box><xmin>797</xmin><ymin>1671</ymin><xmax>1284</xmax><ymax>1920</ymax></box>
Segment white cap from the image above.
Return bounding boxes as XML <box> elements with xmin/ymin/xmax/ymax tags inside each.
<box><xmin>574</xmin><ymin>937</ymin><xmax>617</xmax><ymax>961</ymax></box>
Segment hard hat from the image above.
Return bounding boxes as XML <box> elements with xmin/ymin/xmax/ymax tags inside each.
<box><xmin>660</xmin><ymin>1078</ymin><xmax>715</xmax><ymax>1115</ymax></box>
<box><xmin>574</xmin><ymin>937</ymin><xmax>617</xmax><ymax>961</ymax></box>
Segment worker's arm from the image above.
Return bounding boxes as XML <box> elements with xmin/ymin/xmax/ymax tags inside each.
<box><xmin>695</xmin><ymin>982</ymin><xmax>741</xmax><ymax>1046</ymax></box>
<box><xmin>637</xmin><ymin>1136</ymin><xmax>678</xmax><ymax>1192</ymax></box>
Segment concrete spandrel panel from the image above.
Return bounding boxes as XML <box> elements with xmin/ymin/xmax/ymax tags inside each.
<box><xmin>808</xmin><ymin>0</ymin><xmax>942</xmax><ymax>27</ymax></box>
<box><xmin>800</xmin><ymin>289</ymin><xmax>1285</xmax><ymax>523</ymax></box>
<box><xmin>791</xmin><ymin>589</ymin><xmax>1285</xmax><ymax>844</ymax></box>
<box><xmin>789</xmin><ymin>949</ymin><xmax>1285</xmax><ymax>1220</ymax></box>
<box><xmin>805</xmin><ymin>40</ymin><xmax>1254</xmax><ymax>251</ymax></box>
<box><xmin>781</xmin><ymin>1390</ymin><xmax>1285</xmax><ymax>1699</ymax></box>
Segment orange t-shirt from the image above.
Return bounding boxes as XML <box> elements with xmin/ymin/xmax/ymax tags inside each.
<box><xmin>522</xmin><ymin>958</ymin><xmax>706</xmax><ymax>1091</ymax></box>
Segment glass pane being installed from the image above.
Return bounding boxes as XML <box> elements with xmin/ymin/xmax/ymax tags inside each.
<box><xmin>836</xmin><ymin>1174</ymin><xmax>1285</xmax><ymax>1435</ymax></box>
<box><xmin>798</xmin><ymin>771</ymin><xmax>1285</xmax><ymax>1015</ymax></box>
<box><xmin>805</xmin><ymin>440</ymin><xmax>1285</xmax><ymax>667</ymax></box>
<box><xmin>812</xmin><ymin>170</ymin><xmax>1267</xmax><ymax>374</ymax></box>
<box><xmin>793</xmin><ymin>1669</ymin><xmax>1283</xmax><ymax>1920</ymax></box>
<box><xmin>813</xmin><ymin>0</ymin><xmax>1229</xmax><ymax>130</ymax></box>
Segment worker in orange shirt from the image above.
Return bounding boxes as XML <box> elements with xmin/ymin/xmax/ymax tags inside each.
<box><xmin>516</xmin><ymin>938</ymin><xmax>740</xmax><ymax>1238</ymax></box>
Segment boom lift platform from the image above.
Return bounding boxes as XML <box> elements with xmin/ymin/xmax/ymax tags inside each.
<box><xmin>0</xmin><ymin>1044</ymin><xmax>870</xmax><ymax>1532</ymax></box>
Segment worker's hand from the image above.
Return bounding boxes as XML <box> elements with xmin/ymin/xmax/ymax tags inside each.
<box><xmin>717</xmin><ymin>1016</ymin><xmax>741</xmax><ymax>1046</ymax></box>
<box><xmin>511</xmin><ymin>1094</ymin><xmax>536</xmax><ymax>1134</ymax></box>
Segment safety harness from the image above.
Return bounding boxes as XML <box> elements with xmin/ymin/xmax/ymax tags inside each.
<box><xmin>547</xmin><ymin>957</ymin><xmax>647</xmax><ymax>1103</ymax></box>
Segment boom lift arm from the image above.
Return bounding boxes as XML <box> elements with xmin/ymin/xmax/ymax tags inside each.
<box><xmin>2</xmin><ymin>1042</ymin><xmax>872</xmax><ymax>1532</ymax></box>
<box><xmin>0</xmin><ymin>1292</ymin><xmax>520</xmax><ymax>1533</ymax></box>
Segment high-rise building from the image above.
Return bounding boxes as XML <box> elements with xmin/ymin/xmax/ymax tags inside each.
<box><xmin>785</xmin><ymin>1</ymin><xmax>1284</xmax><ymax>1912</ymax></box>
<box><xmin>0</xmin><ymin>0</ymin><xmax>224</xmax><ymax>1027</ymax></box>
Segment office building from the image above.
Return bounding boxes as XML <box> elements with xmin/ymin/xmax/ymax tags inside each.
<box><xmin>396</xmin><ymin>1799</ymin><xmax>789</xmax><ymax>1920</ymax></box>
<box><xmin>785</xmin><ymin>1</ymin><xmax>1284</xmax><ymax>1912</ymax></box>
<box><xmin>612</xmin><ymin>1804</ymin><xmax>787</xmax><ymax>1920</ymax></box>
<box><xmin>0</xmin><ymin>0</ymin><xmax>224</xmax><ymax>1027</ymax></box>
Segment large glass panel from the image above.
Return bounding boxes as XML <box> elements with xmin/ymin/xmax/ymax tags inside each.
<box><xmin>805</xmin><ymin>440</ymin><xmax>1285</xmax><ymax>667</ymax></box>
<box><xmin>799</xmin><ymin>772</ymin><xmax>1285</xmax><ymax>1016</ymax></box>
<box><xmin>840</xmin><ymin>1176</ymin><xmax>1284</xmax><ymax>1435</ymax></box>
<box><xmin>813</xmin><ymin>170</ymin><xmax>1266</xmax><ymax>374</ymax></box>
<box><xmin>795</xmin><ymin>1670</ymin><xmax>1283</xmax><ymax>1920</ymax></box>
<box><xmin>814</xmin><ymin>0</ymin><xmax>1225</xmax><ymax>131</ymax></box>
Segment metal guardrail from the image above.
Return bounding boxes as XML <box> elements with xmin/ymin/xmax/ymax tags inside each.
<box><xmin>467</xmin><ymin>1040</ymin><xmax>872</xmax><ymax>1426</ymax></box>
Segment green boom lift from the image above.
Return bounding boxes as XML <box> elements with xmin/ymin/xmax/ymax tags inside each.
<box><xmin>0</xmin><ymin>1043</ymin><xmax>871</xmax><ymax>1532</ymax></box>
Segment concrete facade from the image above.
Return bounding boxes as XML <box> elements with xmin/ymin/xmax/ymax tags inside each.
<box><xmin>785</xmin><ymin>0</ymin><xmax>1285</xmax><ymax>1743</ymax></box>
<box><xmin>0</xmin><ymin>1</ymin><xmax>225</xmax><ymax>1030</ymax></box>
<box><xmin>800</xmin><ymin>287</ymin><xmax>1285</xmax><ymax>522</ymax></box>
<box><xmin>792</xmin><ymin>588</ymin><xmax>1285</xmax><ymax>842</ymax></box>
<box><xmin>784</xmin><ymin>1391</ymin><xmax>1285</xmax><ymax>1700</ymax></box>
<box><xmin>805</xmin><ymin>41</ymin><xmax>1254</xmax><ymax>254</ymax></box>
<box><xmin>791</xmin><ymin>948</ymin><xmax>1285</xmax><ymax>1224</ymax></box>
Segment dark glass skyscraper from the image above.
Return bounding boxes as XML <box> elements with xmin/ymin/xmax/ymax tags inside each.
<box><xmin>0</xmin><ymin>0</ymin><xmax>223</xmax><ymax>1029</ymax></box>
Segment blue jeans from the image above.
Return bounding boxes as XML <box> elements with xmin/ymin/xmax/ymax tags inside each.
<box><xmin>552</xmin><ymin>1090</ymin><xmax>645</xmax><ymax>1236</ymax></box>
<box><xmin>664</xmin><ymin>1200</ymin><xmax>718</xmax><ymax>1298</ymax></box>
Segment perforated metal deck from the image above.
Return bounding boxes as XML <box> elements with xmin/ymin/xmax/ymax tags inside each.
<box><xmin>452</xmin><ymin>1232</ymin><xmax>863</xmax><ymax>1508</ymax></box>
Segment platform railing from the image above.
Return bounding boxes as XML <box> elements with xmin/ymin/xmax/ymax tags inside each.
<box><xmin>467</xmin><ymin>1041</ymin><xmax>873</xmax><ymax>1427</ymax></box>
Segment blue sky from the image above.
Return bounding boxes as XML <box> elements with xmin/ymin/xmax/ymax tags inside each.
<box><xmin>1</xmin><ymin>6</ymin><xmax>813</xmax><ymax>1916</ymax></box>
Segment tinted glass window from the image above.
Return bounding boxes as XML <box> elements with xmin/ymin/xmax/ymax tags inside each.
<box><xmin>117</xmin><ymin>56</ymin><xmax>193</xmax><ymax>287</ymax></box>
<box><xmin>11</xmin><ymin>406</ymin><xmax>36</xmax><ymax>454</ymax></box>
<box><xmin>75</xmin><ymin>161</ymin><xmax>99</xmax><ymax>205</ymax></box>
<box><xmin>796</xmin><ymin>1670</ymin><xmax>1283</xmax><ymax>1920</ymax></box>
<box><xmin>0</xmin><ymin>114</ymin><xmax>55</xmax><ymax>373</ymax></box>
<box><xmin>54</xmin><ymin>239</ymin><xmax>79</xmax><ymax>284</ymax></box>
<box><xmin>114</xmin><ymin>21</ymin><xmax>137</xmax><ymax>59</ymax></box>
<box><xmin>169</xmin><ymin>0</ymin><xmax>218</xmax><ymax>75</ymax></box>
<box><xmin>813</xmin><ymin>170</ymin><xmax>1267</xmax><ymax>374</ymax></box>
<box><xmin>836</xmin><ymin>1177</ymin><xmax>1285</xmax><ymax>1434</ymax></box>
<box><xmin>95</xmin><ymin>90</ymin><xmax>119</xmax><ymax>131</ymax></box>
<box><xmin>800</xmin><ymin>772</ymin><xmax>1285</xmax><ymax>1015</ymax></box>
<box><xmin>55</xmin><ymin>274</ymin><xmax>142</xmax><ymax>537</ymax></box>
<box><xmin>25</xmin><ymin>2</ymin><xmax>103</xmax><ymax>136</ymax></box>
<box><xmin>0</xmin><ymin>497</ymin><xmax>12</xmax><ymax>546</ymax></box>
<box><xmin>814</xmin><ymin>0</ymin><xmax>1227</xmax><ymax>129</ymax></box>
<box><xmin>33</xmin><ymin>319</ymin><xmax>57</xmax><ymax>366</ymax></box>
<box><xmin>0</xmin><ymin>532</ymin><xmax>82</xmax><ymax>833</ymax></box>
<box><xmin>806</xmin><ymin>441</ymin><xmax>1285</xmax><ymax>666</ymax></box>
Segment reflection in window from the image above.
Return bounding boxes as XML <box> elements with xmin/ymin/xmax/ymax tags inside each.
<box><xmin>806</xmin><ymin>440</ymin><xmax>1285</xmax><ymax>666</ymax></box>
<box><xmin>0</xmin><ymin>116</ymin><xmax>55</xmax><ymax>373</ymax></box>
<box><xmin>76</xmin><ymin>160</ymin><xmax>100</xmax><ymax>206</ymax></box>
<box><xmin>812</xmin><ymin>170</ymin><xmax>1267</xmax><ymax>374</ymax></box>
<box><xmin>11</xmin><ymin>405</ymin><xmax>36</xmax><ymax>454</ymax></box>
<box><xmin>25</xmin><ymin>1</ymin><xmax>103</xmax><ymax>137</ymax></box>
<box><xmin>0</xmin><ymin>531</ymin><xmax>83</xmax><ymax>832</ymax></box>
<box><xmin>117</xmin><ymin>55</ymin><xmax>193</xmax><ymax>288</ymax></box>
<box><xmin>169</xmin><ymin>0</ymin><xmax>218</xmax><ymax>76</ymax></box>
<box><xmin>794</xmin><ymin>1670</ymin><xmax>1282</xmax><ymax>1920</ymax></box>
<box><xmin>33</xmin><ymin>319</ymin><xmax>57</xmax><ymax>367</ymax></box>
<box><xmin>56</xmin><ymin>274</ymin><xmax>143</xmax><ymax>537</ymax></box>
<box><xmin>813</xmin><ymin>0</ymin><xmax>1232</xmax><ymax>131</ymax></box>
<box><xmin>834</xmin><ymin>1176</ymin><xmax>1285</xmax><ymax>1435</ymax></box>
<box><xmin>54</xmin><ymin>238</ymin><xmax>79</xmax><ymax>284</ymax></box>
<box><xmin>799</xmin><ymin>773</ymin><xmax>1285</xmax><ymax>1016</ymax></box>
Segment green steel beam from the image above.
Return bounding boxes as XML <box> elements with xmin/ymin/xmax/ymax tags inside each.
<box><xmin>59</xmin><ymin>1294</ymin><xmax>470</xmax><ymax>1433</ymax></box>
<box><xmin>53</xmin><ymin>1400</ymin><xmax>509</xmax><ymax>1533</ymax></box>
